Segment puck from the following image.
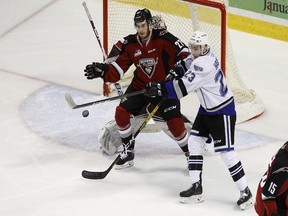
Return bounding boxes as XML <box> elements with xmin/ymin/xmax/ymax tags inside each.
<box><xmin>82</xmin><ymin>110</ymin><xmax>89</xmax><ymax>117</ymax></box>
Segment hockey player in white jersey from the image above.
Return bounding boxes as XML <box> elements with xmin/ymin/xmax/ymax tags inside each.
<box><xmin>145</xmin><ymin>31</ymin><xmax>253</xmax><ymax>210</ymax></box>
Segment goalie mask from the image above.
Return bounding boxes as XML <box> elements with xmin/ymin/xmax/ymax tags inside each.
<box><xmin>151</xmin><ymin>15</ymin><xmax>167</xmax><ymax>30</ymax></box>
<box><xmin>188</xmin><ymin>31</ymin><xmax>210</xmax><ymax>56</ymax></box>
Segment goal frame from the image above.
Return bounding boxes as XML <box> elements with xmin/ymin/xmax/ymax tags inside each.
<box><xmin>101</xmin><ymin>0</ymin><xmax>265</xmax><ymax>123</ymax></box>
<box><xmin>103</xmin><ymin>0</ymin><xmax>227</xmax><ymax>74</ymax></box>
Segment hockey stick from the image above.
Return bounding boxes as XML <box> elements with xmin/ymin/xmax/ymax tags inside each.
<box><xmin>82</xmin><ymin>2</ymin><xmax>124</xmax><ymax>97</ymax></box>
<box><xmin>65</xmin><ymin>89</ymin><xmax>146</xmax><ymax>109</ymax></box>
<box><xmin>81</xmin><ymin>98</ymin><xmax>165</xmax><ymax>179</ymax></box>
<box><xmin>82</xmin><ymin>1</ymin><xmax>107</xmax><ymax>58</ymax></box>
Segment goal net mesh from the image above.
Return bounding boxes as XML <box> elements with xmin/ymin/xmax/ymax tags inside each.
<box><xmin>103</xmin><ymin>0</ymin><xmax>264</xmax><ymax>123</ymax></box>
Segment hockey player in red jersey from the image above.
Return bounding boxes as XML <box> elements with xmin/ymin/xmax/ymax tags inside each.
<box><xmin>97</xmin><ymin>15</ymin><xmax>192</xmax><ymax>156</ymax></box>
<box><xmin>84</xmin><ymin>8</ymin><xmax>190</xmax><ymax>169</ymax></box>
<box><xmin>255</xmin><ymin>141</ymin><xmax>288</xmax><ymax>216</ymax></box>
<box><xmin>145</xmin><ymin>31</ymin><xmax>253</xmax><ymax>209</ymax></box>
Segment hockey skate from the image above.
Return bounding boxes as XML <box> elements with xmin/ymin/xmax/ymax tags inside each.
<box><xmin>179</xmin><ymin>181</ymin><xmax>204</xmax><ymax>204</ymax></box>
<box><xmin>115</xmin><ymin>144</ymin><xmax>135</xmax><ymax>170</ymax></box>
<box><xmin>237</xmin><ymin>187</ymin><xmax>253</xmax><ymax>210</ymax></box>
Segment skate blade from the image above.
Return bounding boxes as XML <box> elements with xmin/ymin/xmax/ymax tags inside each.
<box><xmin>239</xmin><ymin>198</ymin><xmax>253</xmax><ymax>210</ymax></box>
<box><xmin>180</xmin><ymin>195</ymin><xmax>204</xmax><ymax>204</ymax></box>
<box><xmin>115</xmin><ymin>161</ymin><xmax>134</xmax><ymax>170</ymax></box>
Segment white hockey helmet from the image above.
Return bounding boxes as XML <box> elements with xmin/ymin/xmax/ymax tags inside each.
<box><xmin>188</xmin><ymin>31</ymin><xmax>210</xmax><ymax>55</ymax></box>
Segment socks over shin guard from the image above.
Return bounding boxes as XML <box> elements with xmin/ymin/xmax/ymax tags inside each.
<box><xmin>188</xmin><ymin>155</ymin><xmax>203</xmax><ymax>183</ymax></box>
<box><xmin>167</xmin><ymin>118</ymin><xmax>188</xmax><ymax>153</ymax></box>
<box><xmin>229</xmin><ymin>161</ymin><xmax>245</xmax><ymax>182</ymax></box>
<box><xmin>220</xmin><ymin>151</ymin><xmax>248</xmax><ymax>191</ymax></box>
<box><xmin>229</xmin><ymin>161</ymin><xmax>248</xmax><ymax>191</ymax></box>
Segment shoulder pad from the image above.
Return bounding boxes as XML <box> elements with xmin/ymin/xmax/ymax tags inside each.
<box><xmin>192</xmin><ymin>56</ymin><xmax>214</xmax><ymax>72</ymax></box>
<box><xmin>153</xmin><ymin>29</ymin><xmax>170</xmax><ymax>38</ymax></box>
<box><xmin>123</xmin><ymin>34</ymin><xmax>138</xmax><ymax>44</ymax></box>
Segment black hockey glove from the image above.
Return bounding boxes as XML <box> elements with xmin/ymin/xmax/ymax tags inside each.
<box><xmin>168</xmin><ymin>66</ymin><xmax>185</xmax><ymax>80</ymax></box>
<box><xmin>168</xmin><ymin>60</ymin><xmax>187</xmax><ymax>80</ymax></box>
<box><xmin>144</xmin><ymin>82</ymin><xmax>166</xmax><ymax>98</ymax></box>
<box><xmin>84</xmin><ymin>62</ymin><xmax>108</xmax><ymax>80</ymax></box>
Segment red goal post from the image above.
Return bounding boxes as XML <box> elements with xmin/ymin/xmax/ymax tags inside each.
<box><xmin>102</xmin><ymin>0</ymin><xmax>264</xmax><ymax>123</ymax></box>
<box><xmin>185</xmin><ymin>0</ymin><xmax>227</xmax><ymax>75</ymax></box>
<box><xmin>103</xmin><ymin>0</ymin><xmax>226</xmax><ymax>73</ymax></box>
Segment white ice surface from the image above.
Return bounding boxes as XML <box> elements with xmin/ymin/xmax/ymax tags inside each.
<box><xmin>0</xmin><ymin>1</ymin><xmax>287</xmax><ymax>216</ymax></box>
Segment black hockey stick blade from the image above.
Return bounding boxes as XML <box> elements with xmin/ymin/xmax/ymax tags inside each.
<box><xmin>82</xmin><ymin>155</ymin><xmax>120</xmax><ymax>180</ymax></box>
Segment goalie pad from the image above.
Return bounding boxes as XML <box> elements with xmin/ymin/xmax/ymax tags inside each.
<box><xmin>98</xmin><ymin>117</ymin><xmax>156</xmax><ymax>155</ymax></box>
<box><xmin>98</xmin><ymin>116</ymin><xmax>162</xmax><ymax>155</ymax></box>
<box><xmin>98</xmin><ymin>115</ymin><xmax>193</xmax><ymax>156</ymax></box>
<box><xmin>98</xmin><ymin>102</ymin><xmax>193</xmax><ymax>155</ymax></box>
<box><xmin>98</xmin><ymin>119</ymin><xmax>122</xmax><ymax>155</ymax></box>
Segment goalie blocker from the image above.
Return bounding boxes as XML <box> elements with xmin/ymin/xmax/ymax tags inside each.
<box><xmin>98</xmin><ymin>103</ymin><xmax>192</xmax><ymax>155</ymax></box>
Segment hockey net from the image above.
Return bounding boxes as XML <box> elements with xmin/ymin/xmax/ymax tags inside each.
<box><xmin>102</xmin><ymin>0</ymin><xmax>264</xmax><ymax>123</ymax></box>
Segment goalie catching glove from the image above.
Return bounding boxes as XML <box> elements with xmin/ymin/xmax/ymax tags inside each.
<box><xmin>84</xmin><ymin>62</ymin><xmax>108</xmax><ymax>80</ymax></box>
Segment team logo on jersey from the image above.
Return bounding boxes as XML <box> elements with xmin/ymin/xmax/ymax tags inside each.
<box><xmin>194</xmin><ymin>64</ymin><xmax>203</xmax><ymax>71</ymax></box>
<box><xmin>134</xmin><ymin>49</ymin><xmax>142</xmax><ymax>57</ymax></box>
<box><xmin>138</xmin><ymin>58</ymin><xmax>157</xmax><ymax>78</ymax></box>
